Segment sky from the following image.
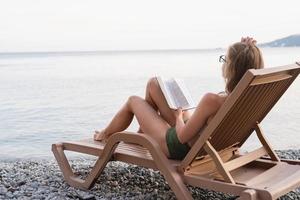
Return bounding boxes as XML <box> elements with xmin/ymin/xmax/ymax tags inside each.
<box><xmin>0</xmin><ymin>0</ymin><xmax>299</xmax><ymax>52</ymax></box>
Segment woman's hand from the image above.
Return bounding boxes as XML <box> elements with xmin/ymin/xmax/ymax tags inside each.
<box><xmin>241</xmin><ymin>36</ymin><xmax>257</xmax><ymax>45</ymax></box>
<box><xmin>174</xmin><ymin>108</ymin><xmax>184</xmax><ymax>119</ymax></box>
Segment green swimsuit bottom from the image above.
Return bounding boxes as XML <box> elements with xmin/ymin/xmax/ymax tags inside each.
<box><xmin>166</xmin><ymin>127</ymin><xmax>191</xmax><ymax>160</ymax></box>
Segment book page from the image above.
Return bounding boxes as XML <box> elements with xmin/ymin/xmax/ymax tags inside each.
<box><xmin>157</xmin><ymin>76</ymin><xmax>196</xmax><ymax>110</ymax></box>
<box><xmin>165</xmin><ymin>78</ymin><xmax>190</xmax><ymax>109</ymax></box>
<box><xmin>174</xmin><ymin>78</ymin><xmax>196</xmax><ymax>110</ymax></box>
<box><xmin>156</xmin><ymin>77</ymin><xmax>177</xmax><ymax>109</ymax></box>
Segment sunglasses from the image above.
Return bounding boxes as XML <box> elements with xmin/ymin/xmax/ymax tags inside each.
<box><xmin>219</xmin><ymin>55</ymin><xmax>226</xmax><ymax>63</ymax></box>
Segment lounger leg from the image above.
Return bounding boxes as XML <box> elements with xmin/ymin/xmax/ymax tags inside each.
<box><xmin>82</xmin><ymin>143</ymin><xmax>118</xmax><ymax>188</ymax></box>
<box><xmin>52</xmin><ymin>141</ymin><xmax>120</xmax><ymax>190</ymax></box>
<box><xmin>238</xmin><ymin>189</ymin><xmax>257</xmax><ymax>200</ymax></box>
<box><xmin>238</xmin><ymin>189</ymin><xmax>273</xmax><ymax>200</ymax></box>
<box><xmin>156</xmin><ymin>163</ymin><xmax>193</xmax><ymax>200</ymax></box>
<box><xmin>52</xmin><ymin>143</ymin><xmax>114</xmax><ymax>190</ymax></box>
<box><xmin>52</xmin><ymin>143</ymin><xmax>87</xmax><ymax>189</ymax></box>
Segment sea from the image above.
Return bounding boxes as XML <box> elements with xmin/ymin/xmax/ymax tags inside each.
<box><xmin>0</xmin><ymin>48</ymin><xmax>299</xmax><ymax>160</ymax></box>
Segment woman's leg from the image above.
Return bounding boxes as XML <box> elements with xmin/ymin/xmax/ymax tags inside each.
<box><xmin>144</xmin><ymin>77</ymin><xmax>193</xmax><ymax>123</ymax></box>
<box><xmin>136</xmin><ymin>78</ymin><xmax>159</xmax><ymax>133</ymax></box>
<box><xmin>135</xmin><ymin>77</ymin><xmax>193</xmax><ymax>133</ymax></box>
<box><xmin>95</xmin><ymin>96</ymin><xmax>171</xmax><ymax>156</ymax></box>
<box><xmin>145</xmin><ymin>77</ymin><xmax>177</xmax><ymax>126</ymax></box>
<box><xmin>136</xmin><ymin>77</ymin><xmax>177</xmax><ymax>133</ymax></box>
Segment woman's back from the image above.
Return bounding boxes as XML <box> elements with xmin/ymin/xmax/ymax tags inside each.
<box><xmin>187</xmin><ymin>92</ymin><xmax>228</xmax><ymax>147</ymax></box>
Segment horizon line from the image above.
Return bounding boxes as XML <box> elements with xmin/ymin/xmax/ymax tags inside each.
<box><xmin>0</xmin><ymin>45</ymin><xmax>297</xmax><ymax>56</ymax></box>
<box><xmin>0</xmin><ymin>48</ymin><xmax>225</xmax><ymax>55</ymax></box>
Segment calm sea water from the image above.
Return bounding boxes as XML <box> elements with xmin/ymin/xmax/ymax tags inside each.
<box><xmin>0</xmin><ymin>48</ymin><xmax>299</xmax><ymax>159</ymax></box>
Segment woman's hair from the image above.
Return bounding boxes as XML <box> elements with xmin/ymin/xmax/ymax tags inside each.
<box><xmin>224</xmin><ymin>42</ymin><xmax>264</xmax><ymax>93</ymax></box>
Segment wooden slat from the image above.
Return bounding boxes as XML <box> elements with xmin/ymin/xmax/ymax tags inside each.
<box><xmin>224</xmin><ymin>147</ymin><xmax>267</xmax><ymax>171</ymax></box>
<box><xmin>221</xmin><ymin>85</ymin><xmax>261</xmax><ymax>146</ymax></box>
<box><xmin>244</xmin><ymin>162</ymin><xmax>299</xmax><ymax>187</ymax></box>
<box><xmin>202</xmin><ymin>86</ymin><xmax>249</xmax><ymax>153</ymax></box>
<box><xmin>240</xmin><ymin>83</ymin><xmax>274</xmax><ymax>131</ymax></box>
<box><xmin>250</xmin><ymin>63</ymin><xmax>299</xmax><ymax>76</ymax></box>
<box><xmin>183</xmin><ymin>173</ymin><xmax>256</xmax><ymax>196</ymax></box>
<box><xmin>240</xmin><ymin>83</ymin><xmax>273</xmax><ymax>132</ymax></box>
<box><xmin>237</xmin><ymin>81</ymin><xmax>283</xmax><ymax>146</ymax></box>
<box><xmin>255</xmin><ymin>123</ymin><xmax>280</xmax><ymax>161</ymax></box>
<box><xmin>250</xmin><ymin>73</ymin><xmax>292</xmax><ymax>85</ymax></box>
<box><xmin>203</xmin><ymin>141</ymin><xmax>235</xmax><ymax>183</ymax></box>
<box><xmin>117</xmin><ymin>142</ymin><xmax>151</xmax><ymax>155</ymax></box>
<box><xmin>63</xmin><ymin>141</ymin><xmax>105</xmax><ymax>156</ymax></box>
<box><xmin>258</xmin><ymin>78</ymin><xmax>292</xmax><ymax>123</ymax></box>
<box><xmin>242</xmin><ymin>82</ymin><xmax>274</xmax><ymax>129</ymax></box>
<box><xmin>63</xmin><ymin>139</ymin><xmax>153</xmax><ymax>159</ymax></box>
<box><xmin>190</xmin><ymin>145</ymin><xmax>238</xmax><ymax>168</ymax></box>
<box><xmin>229</xmin><ymin>84</ymin><xmax>261</xmax><ymax>143</ymax></box>
<box><xmin>113</xmin><ymin>142</ymin><xmax>153</xmax><ymax>158</ymax></box>
<box><xmin>213</xmin><ymin>84</ymin><xmax>263</xmax><ymax>150</ymax></box>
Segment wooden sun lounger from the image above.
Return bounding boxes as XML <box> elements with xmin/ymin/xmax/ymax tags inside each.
<box><xmin>52</xmin><ymin>62</ymin><xmax>300</xmax><ymax>200</ymax></box>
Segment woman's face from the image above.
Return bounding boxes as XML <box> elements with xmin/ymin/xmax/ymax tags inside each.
<box><xmin>222</xmin><ymin>51</ymin><xmax>229</xmax><ymax>79</ymax></box>
<box><xmin>222</xmin><ymin>62</ymin><xmax>226</xmax><ymax>78</ymax></box>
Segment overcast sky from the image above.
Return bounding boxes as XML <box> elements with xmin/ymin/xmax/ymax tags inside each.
<box><xmin>0</xmin><ymin>0</ymin><xmax>299</xmax><ymax>52</ymax></box>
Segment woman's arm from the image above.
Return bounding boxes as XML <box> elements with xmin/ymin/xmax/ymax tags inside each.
<box><xmin>175</xmin><ymin>93</ymin><xmax>222</xmax><ymax>144</ymax></box>
<box><xmin>183</xmin><ymin>109</ymin><xmax>193</xmax><ymax>121</ymax></box>
<box><xmin>174</xmin><ymin>108</ymin><xmax>185</xmax><ymax>138</ymax></box>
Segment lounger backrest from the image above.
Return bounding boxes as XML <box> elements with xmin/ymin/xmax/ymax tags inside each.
<box><xmin>181</xmin><ymin>63</ymin><xmax>300</xmax><ymax>167</ymax></box>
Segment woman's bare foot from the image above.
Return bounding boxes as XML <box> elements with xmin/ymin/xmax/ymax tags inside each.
<box><xmin>94</xmin><ymin>130</ymin><xmax>108</xmax><ymax>142</ymax></box>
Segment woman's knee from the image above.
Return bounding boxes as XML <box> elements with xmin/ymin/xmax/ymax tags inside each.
<box><xmin>146</xmin><ymin>77</ymin><xmax>159</xmax><ymax>94</ymax></box>
<box><xmin>127</xmin><ymin>95</ymin><xmax>143</xmax><ymax>108</ymax></box>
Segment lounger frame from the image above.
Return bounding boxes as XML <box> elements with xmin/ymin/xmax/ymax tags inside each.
<box><xmin>52</xmin><ymin>62</ymin><xmax>300</xmax><ymax>200</ymax></box>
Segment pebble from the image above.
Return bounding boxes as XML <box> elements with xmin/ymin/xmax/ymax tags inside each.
<box><xmin>76</xmin><ymin>191</ymin><xmax>96</xmax><ymax>200</ymax></box>
<box><xmin>17</xmin><ymin>180</ymin><xmax>26</xmax><ymax>187</ymax></box>
<box><xmin>0</xmin><ymin>150</ymin><xmax>299</xmax><ymax>199</ymax></box>
<box><xmin>0</xmin><ymin>185</ymin><xmax>8</xmax><ymax>195</ymax></box>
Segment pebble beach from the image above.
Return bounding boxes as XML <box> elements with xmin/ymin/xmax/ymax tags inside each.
<box><xmin>0</xmin><ymin>150</ymin><xmax>299</xmax><ymax>200</ymax></box>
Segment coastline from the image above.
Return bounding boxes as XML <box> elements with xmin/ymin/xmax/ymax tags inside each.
<box><xmin>0</xmin><ymin>149</ymin><xmax>299</xmax><ymax>200</ymax></box>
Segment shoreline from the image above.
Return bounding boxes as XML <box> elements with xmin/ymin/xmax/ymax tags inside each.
<box><xmin>1</xmin><ymin>149</ymin><xmax>299</xmax><ymax>199</ymax></box>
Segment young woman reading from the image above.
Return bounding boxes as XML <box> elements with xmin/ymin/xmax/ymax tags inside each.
<box><xmin>94</xmin><ymin>37</ymin><xmax>264</xmax><ymax>160</ymax></box>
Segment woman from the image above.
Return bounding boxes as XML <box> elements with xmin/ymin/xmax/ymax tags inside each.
<box><xmin>94</xmin><ymin>37</ymin><xmax>264</xmax><ymax>160</ymax></box>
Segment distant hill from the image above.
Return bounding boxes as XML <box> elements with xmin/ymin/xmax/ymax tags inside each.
<box><xmin>259</xmin><ymin>34</ymin><xmax>300</xmax><ymax>47</ymax></box>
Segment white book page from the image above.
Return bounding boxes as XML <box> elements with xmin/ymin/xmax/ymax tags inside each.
<box><xmin>166</xmin><ymin>78</ymin><xmax>195</xmax><ymax>110</ymax></box>
<box><xmin>156</xmin><ymin>77</ymin><xmax>177</xmax><ymax>109</ymax></box>
<box><xmin>157</xmin><ymin>76</ymin><xmax>195</xmax><ymax>110</ymax></box>
<box><xmin>165</xmin><ymin>78</ymin><xmax>188</xmax><ymax>108</ymax></box>
<box><xmin>174</xmin><ymin>78</ymin><xmax>196</xmax><ymax>110</ymax></box>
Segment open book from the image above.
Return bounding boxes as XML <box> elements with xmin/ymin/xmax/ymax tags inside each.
<box><xmin>156</xmin><ymin>76</ymin><xmax>196</xmax><ymax>110</ymax></box>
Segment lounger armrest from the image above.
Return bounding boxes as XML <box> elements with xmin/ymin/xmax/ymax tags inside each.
<box><xmin>105</xmin><ymin>131</ymin><xmax>167</xmax><ymax>160</ymax></box>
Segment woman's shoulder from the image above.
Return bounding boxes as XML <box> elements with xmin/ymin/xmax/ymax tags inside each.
<box><xmin>202</xmin><ymin>92</ymin><xmax>227</xmax><ymax>105</ymax></box>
